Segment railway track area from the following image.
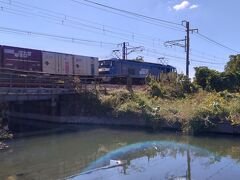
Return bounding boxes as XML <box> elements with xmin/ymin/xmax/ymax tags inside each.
<box><xmin>0</xmin><ymin>68</ymin><xmax>146</xmax><ymax>100</ymax></box>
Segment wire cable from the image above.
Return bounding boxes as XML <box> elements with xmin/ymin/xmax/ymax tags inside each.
<box><xmin>196</xmin><ymin>33</ymin><xmax>239</xmax><ymax>54</ymax></box>
<box><xmin>69</xmin><ymin>0</ymin><xmax>185</xmax><ymax>32</ymax></box>
<box><xmin>77</xmin><ymin>0</ymin><xmax>181</xmax><ymax>26</ymax></box>
<box><xmin>0</xmin><ymin>26</ymin><xmax>117</xmax><ymax>46</ymax></box>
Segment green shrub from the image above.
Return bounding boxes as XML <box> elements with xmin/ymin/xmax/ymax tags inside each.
<box><xmin>149</xmin><ymin>81</ymin><xmax>164</xmax><ymax>98</ymax></box>
<box><xmin>147</xmin><ymin>73</ymin><xmax>196</xmax><ymax>99</ymax></box>
<box><xmin>183</xmin><ymin>109</ymin><xmax>215</xmax><ymax>135</ymax></box>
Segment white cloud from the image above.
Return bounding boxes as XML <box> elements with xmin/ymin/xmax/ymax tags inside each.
<box><xmin>173</xmin><ymin>1</ymin><xmax>190</xmax><ymax>11</ymax></box>
<box><xmin>189</xmin><ymin>4</ymin><xmax>198</xmax><ymax>9</ymax></box>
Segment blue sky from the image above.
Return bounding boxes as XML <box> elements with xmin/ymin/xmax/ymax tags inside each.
<box><xmin>0</xmin><ymin>0</ymin><xmax>239</xmax><ymax>77</ymax></box>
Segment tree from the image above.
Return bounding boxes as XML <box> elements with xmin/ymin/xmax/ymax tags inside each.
<box><xmin>221</xmin><ymin>72</ymin><xmax>240</xmax><ymax>92</ymax></box>
<box><xmin>194</xmin><ymin>67</ymin><xmax>216</xmax><ymax>90</ymax></box>
<box><xmin>206</xmin><ymin>71</ymin><xmax>223</xmax><ymax>91</ymax></box>
<box><xmin>194</xmin><ymin>55</ymin><xmax>240</xmax><ymax>92</ymax></box>
<box><xmin>225</xmin><ymin>55</ymin><xmax>240</xmax><ymax>74</ymax></box>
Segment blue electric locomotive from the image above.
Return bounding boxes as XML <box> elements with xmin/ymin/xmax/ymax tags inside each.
<box><xmin>99</xmin><ymin>58</ymin><xmax>176</xmax><ymax>84</ymax></box>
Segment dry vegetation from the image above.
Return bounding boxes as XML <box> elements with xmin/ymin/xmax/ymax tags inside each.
<box><xmin>88</xmin><ymin>72</ymin><xmax>240</xmax><ymax>135</ymax></box>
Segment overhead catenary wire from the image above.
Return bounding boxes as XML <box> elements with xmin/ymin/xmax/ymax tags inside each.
<box><xmin>69</xmin><ymin>0</ymin><xmax>185</xmax><ymax>32</ymax></box>
<box><xmin>0</xmin><ymin>6</ymin><xmax>161</xmax><ymax>49</ymax></box>
<box><xmin>0</xmin><ymin>3</ymin><xmax>183</xmax><ymax>48</ymax></box>
<box><xmin>73</xmin><ymin>0</ymin><xmax>181</xmax><ymax>26</ymax></box>
<box><xmin>0</xmin><ymin>15</ymin><xmax>227</xmax><ymax>67</ymax></box>
<box><xmin>0</xmin><ymin>3</ymin><xmax>188</xmax><ymax>55</ymax></box>
<box><xmin>190</xmin><ymin>48</ymin><xmax>227</xmax><ymax>62</ymax></box>
<box><xmin>0</xmin><ymin>26</ymin><xmax>225</xmax><ymax>67</ymax></box>
<box><xmin>189</xmin><ymin>51</ymin><xmax>227</xmax><ymax>64</ymax></box>
<box><xmin>0</xmin><ymin>0</ymin><xmax>184</xmax><ymax>37</ymax></box>
<box><xmin>0</xmin><ymin>0</ymin><xmax>231</xmax><ymax>70</ymax></box>
<box><xmin>0</xmin><ymin>26</ymin><xmax>118</xmax><ymax>46</ymax></box>
<box><xmin>196</xmin><ymin>33</ymin><xmax>239</xmax><ymax>54</ymax></box>
<box><xmin>0</xmin><ymin>0</ymin><xmax>228</xmax><ymax>65</ymax></box>
<box><xmin>142</xmin><ymin>47</ymin><xmax>225</xmax><ymax>65</ymax></box>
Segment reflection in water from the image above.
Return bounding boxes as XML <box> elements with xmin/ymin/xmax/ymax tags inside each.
<box><xmin>84</xmin><ymin>141</ymin><xmax>215</xmax><ymax>171</ymax></box>
<box><xmin>70</xmin><ymin>141</ymin><xmax>220</xmax><ymax>180</ymax></box>
<box><xmin>1</xmin><ymin>126</ymin><xmax>240</xmax><ymax>180</ymax></box>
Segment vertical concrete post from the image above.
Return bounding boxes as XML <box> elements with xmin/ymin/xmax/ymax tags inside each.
<box><xmin>126</xmin><ymin>77</ymin><xmax>133</xmax><ymax>92</ymax></box>
<box><xmin>51</xmin><ymin>96</ymin><xmax>58</xmax><ymax>116</ymax></box>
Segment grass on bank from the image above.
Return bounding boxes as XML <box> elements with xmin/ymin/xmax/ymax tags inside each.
<box><xmin>99</xmin><ymin>73</ymin><xmax>240</xmax><ymax>134</ymax></box>
<box><xmin>99</xmin><ymin>88</ymin><xmax>240</xmax><ymax>134</ymax></box>
<box><xmin>72</xmin><ymin>73</ymin><xmax>240</xmax><ymax>135</ymax></box>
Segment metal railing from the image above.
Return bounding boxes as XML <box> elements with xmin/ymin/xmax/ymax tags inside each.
<box><xmin>0</xmin><ymin>68</ymin><xmax>102</xmax><ymax>94</ymax></box>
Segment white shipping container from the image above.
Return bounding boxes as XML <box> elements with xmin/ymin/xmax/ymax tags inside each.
<box><xmin>42</xmin><ymin>51</ymin><xmax>73</xmax><ymax>75</ymax></box>
<box><xmin>58</xmin><ymin>53</ymin><xmax>73</xmax><ymax>75</ymax></box>
<box><xmin>93</xmin><ymin>57</ymin><xmax>99</xmax><ymax>76</ymax></box>
<box><xmin>42</xmin><ymin>51</ymin><xmax>57</xmax><ymax>74</ymax></box>
<box><xmin>73</xmin><ymin>55</ymin><xmax>87</xmax><ymax>75</ymax></box>
<box><xmin>73</xmin><ymin>55</ymin><xmax>99</xmax><ymax>76</ymax></box>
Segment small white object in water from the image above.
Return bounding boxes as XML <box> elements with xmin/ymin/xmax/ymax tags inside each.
<box><xmin>110</xmin><ymin>160</ymin><xmax>123</xmax><ymax>166</ymax></box>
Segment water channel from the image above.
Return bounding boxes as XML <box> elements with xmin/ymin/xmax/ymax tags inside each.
<box><xmin>1</xmin><ymin>123</ymin><xmax>240</xmax><ymax>180</ymax></box>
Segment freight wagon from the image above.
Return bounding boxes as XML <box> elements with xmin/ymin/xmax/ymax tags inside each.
<box><xmin>99</xmin><ymin>58</ymin><xmax>176</xmax><ymax>84</ymax></box>
<box><xmin>73</xmin><ymin>55</ymin><xmax>99</xmax><ymax>76</ymax></box>
<box><xmin>0</xmin><ymin>45</ymin><xmax>99</xmax><ymax>77</ymax></box>
<box><xmin>1</xmin><ymin>46</ymin><xmax>42</xmax><ymax>72</ymax></box>
<box><xmin>42</xmin><ymin>51</ymin><xmax>74</xmax><ymax>75</ymax></box>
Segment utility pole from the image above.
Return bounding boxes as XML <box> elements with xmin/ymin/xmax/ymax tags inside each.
<box><xmin>165</xmin><ymin>21</ymin><xmax>198</xmax><ymax>77</ymax></box>
<box><xmin>182</xmin><ymin>21</ymin><xmax>198</xmax><ymax>77</ymax></box>
<box><xmin>116</xmin><ymin>42</ymin><xmax>144</xmax><ymax>60</ymax></box>
<box><xmin>185</xmin><ymin>21</ymin><xmax>190</xmax><ymax>77</ymax></box>
<box><xmin>122</xmin><ymin>42</ymin><xmax>126</xmax><ymax>60</ymax></box>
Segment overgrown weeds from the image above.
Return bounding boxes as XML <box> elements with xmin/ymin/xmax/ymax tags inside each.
<box><xmin>72</xmin><ymin>74</ymin><xmax>240</xmax><ymax>135</ymax></box>
<box><xmin>97</xmin><ymin>88</ymin><xmax>240</xmax><ymax>135</ymax></box>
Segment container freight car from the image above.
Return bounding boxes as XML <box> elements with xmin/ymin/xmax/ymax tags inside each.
<box><xmin>0</xmin><ymin>45</ymin><xmax>99</xmax><ymax>77</ymax></box>
<box><xmin>99</xmin><ymin>58</ymin><xmax>176</xmax><ymax>84</ymax></box>
<box><xmin>1</xmin><ymin>46</ymin><xmax>42</xmax><ymax>72</ymax></box>
<box><xmin>42</xmin><ymin>53</ymin><xmax>99</xmax><ymax>76</ymax></box>
<box><xmin>42</xmin><ymin>51</ymin><xmax>74</xmax><ymax>75</ymax></box>
<box><xmin>73</xmin><ymin>55</ymin><xmax>99</xmax><ymax>76</ymax></box>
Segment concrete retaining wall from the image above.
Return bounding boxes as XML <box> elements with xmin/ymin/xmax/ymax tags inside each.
<box><xmin>10</xmin><ymin>112</ymin><xmax>151</xmax><ymax>127</ymax></box>
<box><xmin>10</xmin><ymin>112</ymin><xmax>240</xmax><ymax>135</ymax></box>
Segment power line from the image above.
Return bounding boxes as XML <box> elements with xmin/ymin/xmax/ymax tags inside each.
<box><xmin>144</xmin><ymin>47</ymin><xmax>225</xmax><ymax>65</ymax></box>
<box><xmin>0</xmin><ymin>26</ymin><xmax>117</xmax><ymax>46</ymax></box>
<box><xmin>0</xmin><ymin>26</ymin><xmax>225</xmax><ymax>69</ymax></box>
<box><xmin>0</xmin><ymin>25</ymin><xmax>222</xmax><ymax>66</ymax></box>
<box><xmin>74</xmin><ymin>0</ymin><xmax>181</xmax><ymax>26</ymax></box>
<box><xmin>0</xmin><ymin>3</ymin><xmax>188</xmax><ymax>56</ymax></box>
<box><xmin>1</xmin><ymin>0</ymin><xmax>184</xmax><ymax>38</ymax></box>
<box><xmin>2</xmin><ymin>0</ymin><xmax>226</xmax><ymax>64</ymax></box>
<box><xmin>0</xmin><ymin>1</ymin><xmax>183</xmax><ymax>46</ymax></box>
<box><xmin>0</xmin><ymin>0</ymin><xmax>229</xmax><ymax>69</ymax></box>
<box><xmin>0</xmin><ymin>5</ymin><xmax>157</xmax><ymax>47</ymax></box>
<box><xmin>1</xmin><ymin>0</ymin><xmax>235</xmax><ymax>56</ymax></box>
<box><xmin>189</xmin><ymin>52</ymin><xmax>227</xmax><ymax>64</ymax></box>
<box><xmin>197</xmin><ymin>33</ymin><xmax>239</xmax><ymax>54</ymax></box>
<box><xmin>69</xmin><ymin>0</ymin><xmax>185</xmax><ymax>32</ymax></box>
<box><xmin>190</xmin><ymin>48</ymin><xmax>227</xmax><ymax>62</ymax></box>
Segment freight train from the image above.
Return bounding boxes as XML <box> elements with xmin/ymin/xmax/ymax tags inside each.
<box><xmin>99</xmin><ymin>58</ymin><xmax>176</xmax><ymax>84</ymax></box>
<box><xmin>0</xmin><ymin>45</ymin><xmax>99</xmax><ymax>76</ymax></box>
<box><xmin>0</xmin><ymin>45</ymin><xmax>176</xmax><ymax>84</ymax></box>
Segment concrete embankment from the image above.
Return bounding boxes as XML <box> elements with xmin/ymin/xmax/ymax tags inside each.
<box><xmin>10</xmin><ymin>112</ymin><xmax>240</xmax><ymax>135</ymax></box>
<box><xmin>10</xmin><ymin>112</ymin><xmax>152</xmax><ymax>127</ymax></box>
<box><xmin>6</xmin><ymin>93</ymin><xmax>240</xmax><ymax>135</ymax></box>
